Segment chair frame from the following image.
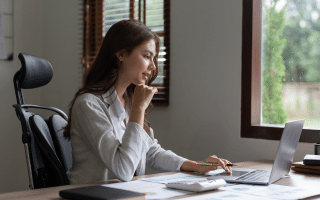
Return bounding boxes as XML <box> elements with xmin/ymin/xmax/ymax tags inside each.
<box><xmin>13</xmin><ymin>53</ymin><xmax>68</xmax><ymax>189</ymax></box>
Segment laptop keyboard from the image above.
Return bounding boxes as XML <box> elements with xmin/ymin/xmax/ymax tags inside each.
<box><xmin>236</xmin><ymin>170</ymin><xmax>270</xmax><ymax>182</ymax></box>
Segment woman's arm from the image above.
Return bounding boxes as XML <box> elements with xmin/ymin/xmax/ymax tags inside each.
<box><xmin>146</xmin><ymin>130</ymin><xmax>187</xmax><ymax>172</ymax></box>
<box><xmin>129</xmin><ymin>106</ymin><xmax>144</xmax><ymax>128</ymax></box>
<box><xmin>129</xmin><ymin>84</ymin><xmax>157</xmax><ymax>129</ymax></box>
<box><xmin>179</xmin><ymin>160</ymin><xmax>202</xmax><ymax>172</ymax></box>
<box><xmin>72</xmin><ymin>94</ymin><xmax>153</xmax><ymax>182</ymax></box>
<box><xmin>145</xmin><ymin>129</ymin><xmax>232</xmax><ymax>175</ymax></box>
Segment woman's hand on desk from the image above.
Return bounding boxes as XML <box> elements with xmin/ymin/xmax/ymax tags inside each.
<box><xmin>201</xmin><ymin>155</ymin><xmax>232</xmax><ymax>175</ymax></box>
<box><xmin>180</xmin><ymin>155</ymin><xmax>232</xmax><ymax>175</ymax></box>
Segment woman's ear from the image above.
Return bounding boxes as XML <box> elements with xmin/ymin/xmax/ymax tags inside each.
<box><xmin>116</xmin><ymin>50</ymin><xmax>125</xmax><ymax>62</ymax></box>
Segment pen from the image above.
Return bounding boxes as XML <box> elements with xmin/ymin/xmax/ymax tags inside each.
<box><xmin>196</xmin><ymin>162</ymin><xmax>236</xmax><ymax>167</ymax></box>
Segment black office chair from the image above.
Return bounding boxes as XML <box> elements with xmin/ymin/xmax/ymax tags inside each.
<box><xmin>13</xmin><ymin>53</ymin><xmax>72</xmax><ymax>189</ymax></box>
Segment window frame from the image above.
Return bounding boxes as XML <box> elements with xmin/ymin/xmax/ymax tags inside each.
<box><xmin>82</xmin><ymin>0</ymin><xmax>170</xmax><ymax>107</ymax></box>
<box><xmin>241</xmin><ymin>0</ymin><xmax>320</xmax><ymax>143</ymax></box>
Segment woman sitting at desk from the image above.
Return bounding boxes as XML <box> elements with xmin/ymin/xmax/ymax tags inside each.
<box><xmin>63</xmin><ymin>19</ymin><xmax>232</xmax><ymax>184</ymax></box>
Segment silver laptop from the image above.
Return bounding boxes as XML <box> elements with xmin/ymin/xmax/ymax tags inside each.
<box><xmin>208</xmin><ymin>120</ymin><xmax>304</xmax><ymax>185</ymax></box>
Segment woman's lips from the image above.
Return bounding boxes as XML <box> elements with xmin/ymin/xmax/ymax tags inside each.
<box><xmin>143</xmin><ymin>73</ymin><xmax>150</xmax><ymax>79</ymax></box>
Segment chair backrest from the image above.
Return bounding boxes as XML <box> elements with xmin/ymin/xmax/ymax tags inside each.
<box><xmin>30</xmin><ymin>115</ymin><xmax>71</xmax><ymax>187</ymax></box>
<box><xmin>13</xmin><ymin>53</ymin><xmax>72</xmax><ymax>189</ymax></box>
<box><xmin>48</xmin><ymin>115</ymin><xmax>72</xmax><ymax>173</ymax></box>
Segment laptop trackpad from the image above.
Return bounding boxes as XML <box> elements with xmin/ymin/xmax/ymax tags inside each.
<box><xmin>208</xmin><ymin>168</ymin><xmax>255</xmax><ymax>181</ymax></box>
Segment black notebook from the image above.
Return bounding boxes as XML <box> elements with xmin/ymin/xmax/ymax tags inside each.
<box><xmin>303</xmin><ymin>154</ymin><xmax>320</xmax><ymax>165</ymax></box>
<box><xmin>59</xmin><ymin>185</ymin><xmax>146</xmax><ymax>200</ymax></box>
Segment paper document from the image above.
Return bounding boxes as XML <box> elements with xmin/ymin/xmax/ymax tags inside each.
<box><xmin>139</xmin><ymin>172</ymin><xmax>208</xmax><ymax>184</ymax></box>
<box><xmin>178</xmin><ymin>191</ymin><xmax>275</xmax><ymax>200</ymax></box>
<box><xmin>220</xmin><ymin>184</ymin><xmax>320</xmax><ymax>200</ymax></box>
<box><xmin>104</xmin><ymin>180</ymin><xmax>193</xmax><ymax>200</ymax></box>
<box><xmin>0</xmin><ymin>2</ymin><xmax>7</xmax><ymax>59</ymax></box>
<box><xmin>204</xmin><ymin>169</ymin><xmax>226</xmax><ymax>175</ymax></box>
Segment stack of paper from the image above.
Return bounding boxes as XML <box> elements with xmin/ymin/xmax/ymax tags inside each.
<box><xmin>137</xmin><ymin>173</ymin><xmax>320</xmax><ymax>199</ymax></box>
<box><xmin>220</xmin><ymin>184</ymin><xmax>320</xmax><ymax>200</ymax></box>
<box><xmin>291</xmin><ymin>161</ymin><xmax>320</xmax><ymax>175</ymax></box>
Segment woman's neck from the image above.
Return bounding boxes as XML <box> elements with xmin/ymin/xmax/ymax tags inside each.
<box><xmin>114</xmin><ymin>80</ymin><xmax>129</xmax><ymax>103</ymax></box>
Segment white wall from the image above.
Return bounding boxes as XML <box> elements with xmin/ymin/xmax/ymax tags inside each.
<box><xmin>0</xmin><ymin>0</ymin><xmax>314</xmax><ymax>194</ymax></box>
<box><xmin>0</xmin><ymin>0</ymin><xmax>81</xmax><ymax>194</ymax></box>
<box><xmin>146</xmin><ymin>0</ymin><xmax>314</xmax><ymax>174</ymax></box>
<box><xmin>0</xmin><ymin>0</ymin><xmax>44</xmax><ymax>193</ymax></box>
<box><xmin>40</xmin><ymin>1</ymin><xmax>82</xmax><ymax>113</ymax></box>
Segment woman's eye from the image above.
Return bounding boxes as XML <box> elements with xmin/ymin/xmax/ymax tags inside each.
<box><xmin>144</xmin><ymin>55</ymin><xmax>150</xmax><ymax>59</ymax></box>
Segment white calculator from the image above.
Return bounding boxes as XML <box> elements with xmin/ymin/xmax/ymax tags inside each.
<box><xmin>165</xmin><ymin>179</ymin><xmax>226</xmax><ymax>192</ymax></box>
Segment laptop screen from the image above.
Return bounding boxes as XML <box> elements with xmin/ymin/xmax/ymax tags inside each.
<box><xmin>268</xmin><ymin>120</ymin><xmax>304</xmax><ymax>184</ymax></box>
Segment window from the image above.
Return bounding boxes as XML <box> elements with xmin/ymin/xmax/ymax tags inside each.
<box><xmin>242</xmin><ymin>0</ymin><xmax>320</xmax><ymax>143</ymax></box>
<box><xmin>82</xmin><ymin>0</ymin><xmax>170</xmax><ymax>106</ymax></box>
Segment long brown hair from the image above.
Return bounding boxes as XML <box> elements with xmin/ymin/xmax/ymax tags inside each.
<box><xmin>63</xmin><ymin>19</ymin><xmax>160</xmax><ymax>139</ymax></box>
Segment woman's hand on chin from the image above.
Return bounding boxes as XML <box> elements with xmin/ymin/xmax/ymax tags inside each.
<box><xmin>132</xmin><ymin>84</ymin><xmax>158</xmax><ymax>111</ymax></box>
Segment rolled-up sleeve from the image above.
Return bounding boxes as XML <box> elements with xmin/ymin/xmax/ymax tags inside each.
<box><xmin>146</xmin><ymin>128</ymin><xmax>188</xmax><ymax>172</ymax></box>
<box><xmin>72</xmin><ymin>95</ymin><xmax>153</xmax><ymax>181</ymax></box>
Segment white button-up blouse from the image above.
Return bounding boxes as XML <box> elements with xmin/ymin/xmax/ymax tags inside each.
<box><xmin>67</xmin><ymin>86</ymin><xmax>187</xmax><ymax>184</ymax></box>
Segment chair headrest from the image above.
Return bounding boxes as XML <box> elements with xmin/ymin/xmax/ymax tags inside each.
<box><xmin>18</xmin><ymin>53</ymin><xmax>53</xmax><ymax>89</ymax></box>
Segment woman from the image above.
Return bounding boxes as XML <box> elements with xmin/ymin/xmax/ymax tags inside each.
<box><xmin>63</xmin><ymin>19</ymin><xmax>232</xmax><ymax>184</ymax></box>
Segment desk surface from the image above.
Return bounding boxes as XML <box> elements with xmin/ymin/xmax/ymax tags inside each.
<box><xmin>1</xmin><ymin>160</ymin><xmax>320</xmax><ymax>200</ymax></box>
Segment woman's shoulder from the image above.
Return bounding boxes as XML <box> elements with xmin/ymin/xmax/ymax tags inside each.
<box><xmin>73</xmin><ymin>93</ymin><xmax>104</xmax><ymax>108</ymax></box>
<box><xmin>76</xmin><ymin>92</ymin><xmax>102</xmax><ymax>102</ymax></box>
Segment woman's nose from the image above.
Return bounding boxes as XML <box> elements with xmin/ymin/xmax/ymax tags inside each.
<box><xmin>149</xmin><ymin>60</ymin><xmax>156</xmax><ymax>70</ymax></box>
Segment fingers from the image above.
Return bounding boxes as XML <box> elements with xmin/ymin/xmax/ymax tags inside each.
<box><xmin>133</xmin><ymin>85</ymin><xmax>158</xmax><ymax>110</ymax></box>
<box><xmin>153</xmin><ymin>87</ymin><xmax>158</xmax><ymax>94</ymax></box>
<box><xmin>221</xmin><ymin>158</ymin><xmax>232</xmax><ymax>175</ymax></box>
<box><xmin>203</xmin><ymin>155</ymin><xmax>232</xmax><ymax>175</ymax></box>
<box><xmin>136</xmin><ymin>84</ymin><xmax>158</xmax><ymax>94</ymax></box>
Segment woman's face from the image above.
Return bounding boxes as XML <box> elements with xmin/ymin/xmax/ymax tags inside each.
<box><xmin>117</xmin><ymin>38</ymin><xmax>157</xmax><ymax>86</ymax></box>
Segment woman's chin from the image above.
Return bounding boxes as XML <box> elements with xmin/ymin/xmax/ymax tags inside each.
<box><xmin>133</xmin><ymin>80</ymin><xmax>147</xmax><ymax>86</ymax></box>
<box><xmin>141</xmin><ymin>79</ymin><xmax>148</xmax><ymax>85</ymax></box>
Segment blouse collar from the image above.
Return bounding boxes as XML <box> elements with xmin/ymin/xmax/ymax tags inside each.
<box><xmin>102</xmin><ymin>86</ymin><xmax>127</xmax><ymax>119</ymax></box>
